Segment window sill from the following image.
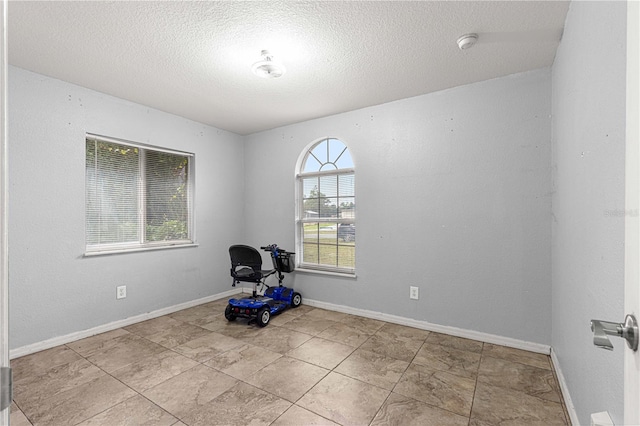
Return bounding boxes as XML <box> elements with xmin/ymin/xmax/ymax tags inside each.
<box><xmin>295</xmin><ymin>267</ymin><xmax>357</xmax><ymax>279</ymax></box>
<box><xmin>84</xmin><ymin>243</ymin><xmax>198</xmax><ymax>257</ymax></box>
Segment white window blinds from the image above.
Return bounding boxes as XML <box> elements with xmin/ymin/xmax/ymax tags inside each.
<box><xmin>85</xmin><ymin>135</ymin><xmax>194</xmax><ymax>254</ymax></box>
<box><xmin>297</xmin><ymin>138</ymin><xmax>355</xmax><ymax>273</ymax></box>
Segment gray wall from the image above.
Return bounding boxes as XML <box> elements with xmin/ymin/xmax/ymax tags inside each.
<box><xmin>551</xmin><ymin>2</ymin><xmax>626</xmax><ymax>425</ymax></box>
<box><xmin>244</xmin><ymin>69</ymin><xmax>553</xmax><ymax>345</ymax></box>
<box><xmin>9</xmin><ymin>66</ymin><xmax>245</xmax><ymax>349</ymax></box>
<box><xmin>8</xmin><ymin>65</ymin><xmax>554</xmax><ymax>351</ymax></box>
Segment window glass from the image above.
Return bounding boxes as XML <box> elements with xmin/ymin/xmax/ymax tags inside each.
<box><xmin>297</xmin><ymin>139</ymin><xmax>355</xmax><ymax>273</ymax></box>
<box><xmin>85</xmin><ymin>135</ymin><xmax>194</xmax><ymax>254</ymax></box>
<box><xmin>145</xmin><ymin>150</ymin><xmax>190</xmax><ymax>242</ymax></box>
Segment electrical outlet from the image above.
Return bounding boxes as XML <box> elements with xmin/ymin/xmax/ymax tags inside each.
<box><xmin>116</xmin><ymin>285</ymin><xmax>127</xmax><ymax>299</ymax></box>
<box><xmin>410</xmin><ymin>286</ymin><xmax>419</xmax><ymax>300</ymax></box>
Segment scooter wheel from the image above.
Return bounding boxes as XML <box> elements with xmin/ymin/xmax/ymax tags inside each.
<box><xmin>257</xmin><ymin>307</ymin><xmax>270</xmax><ymax>327</ymax></box>
<box><xmin>224</xmin><ymin>304</ymin><xmax>236</xmax><ymax>321</ymax></box>
<box><xmin>291</xmin><ymin>292</ymin><xmax>302</xmax><ymax>308</ymax></box>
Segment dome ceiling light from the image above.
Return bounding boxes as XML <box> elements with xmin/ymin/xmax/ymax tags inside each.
<box><xmin>251</xmin><ymin>50</ymin><xmax>286</xmax><ymax>78</ymax></box>
<box><xmin>457</xmin><ymin>33</ymin><xmax>478</xmax><ymax>50</ymax></box>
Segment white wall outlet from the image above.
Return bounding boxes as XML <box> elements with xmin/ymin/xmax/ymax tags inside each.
<box><xmin>116</xmin><ymin>285</ymin><xmax>127</xmax><ymax>299</ymax></box>
<box><xmin>591</xmin><ymin>411</ymin><xmax>614</xmax><ymax>426</ymax></box>
<box><xmin>590</xmin><ymin>412</ymin><xmax>614</xmax><ymax>426</ymax></box>
<box><xmin>410</xmin><ymin>286</ymin><xmax>419</xmax><ymax>300</ymax></box>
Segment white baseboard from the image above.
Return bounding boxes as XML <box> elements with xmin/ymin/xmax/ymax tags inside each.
<box><xmin>551</xmin><ymin>348</ymin><xmax>579</xmax><ymax>426</ymax></box>
<box><xmin>9</xmin><ymin>289</ymin><xmax>241</xmax><ymax>359</ymax></box>
<box><xmin>302</xmin><ymin>297</ymin><xmax>551</xmax><ymax>354</ymax></box>
<box><xmin>10</xmin><ymin>289</ymin><xmax>551</xmax><ymax>359</ymax></box>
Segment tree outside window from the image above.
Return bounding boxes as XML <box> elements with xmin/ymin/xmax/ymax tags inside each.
<box><xmin>297</xmin><ymin>138</ymin><xmax>355</xmax><ymax>273</ymax></box>
<box><xmin>85</xmin><ymin>136</ymin><xmax>194</xmax><ymax>254</ymax></box>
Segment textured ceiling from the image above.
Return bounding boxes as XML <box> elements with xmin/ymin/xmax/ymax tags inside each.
<box><xmin>8</xmin><ymin>1</ymin><xmax>569</xmax><ymax>135</ymax></box>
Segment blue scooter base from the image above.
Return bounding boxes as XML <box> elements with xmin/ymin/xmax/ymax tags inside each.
<box><xmin>226</xmin><ymin>244</ymin><xmax>301</xmax><ymax>327</ymax></box>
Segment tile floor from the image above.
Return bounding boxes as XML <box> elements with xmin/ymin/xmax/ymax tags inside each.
<box><xmin>10</xmin><ymin>298</ymin><xmax>570</xmax><ymax>425</ymax></box>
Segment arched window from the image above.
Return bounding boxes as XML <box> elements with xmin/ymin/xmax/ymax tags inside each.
<box><xmin>296</xmin><ymin>138</ymin><xmax>355</xmax><ymax>274</ymax></box>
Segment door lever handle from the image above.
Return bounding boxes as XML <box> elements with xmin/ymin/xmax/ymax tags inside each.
<box><xmin>590</xmin><ymin>314</ymin><xmax>638</xmax><ymax>352</ymax></box>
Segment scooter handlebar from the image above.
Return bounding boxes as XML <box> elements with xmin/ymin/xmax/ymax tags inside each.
<box><xmin>260</xmin><ymin>244</ymin><xmax>295</xmax><ymax>254</ymax></box>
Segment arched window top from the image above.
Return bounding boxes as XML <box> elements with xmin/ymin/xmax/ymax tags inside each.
<box><xmin>296</xmin><ymin>137</ymin><xmax>355</xmax><ymax>274</ymax></box>
<box><xmin>302</xmin><ymin>138</ymin><xmax>353</xmax><ymax>173</ymax></box>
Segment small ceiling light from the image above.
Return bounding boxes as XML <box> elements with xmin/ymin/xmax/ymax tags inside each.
<box><xmin>457</xmin><ymin>33</ymin><xmax>478</xmax><ymax>50</ymax></box>
<box><xmin>251</xmin><ymin>50</ymin><xmax>286</xmax><ymax>78</ymax></box>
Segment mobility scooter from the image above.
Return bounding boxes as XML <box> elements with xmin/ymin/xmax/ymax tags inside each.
<box><xmin>225</xmin><ymin>244</ymin><xmax>301</xmax><ymax>327</ymax></box>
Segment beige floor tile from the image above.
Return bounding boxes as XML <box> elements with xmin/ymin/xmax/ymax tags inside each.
<box><xmin>335</xmin><ymin>348</ymin><xmax>409</xmax><ymax>390</ymax></box>
<box><xmin>413</xmin><ymin>342</ymin><xmax>481</xmax><ymax>379</ymax></box>
<box><xmin>123</xmin><ymin>316</ymin><xmax>183</xmax><ymax>338</ymax></box>
<box><xmin>245</xmin><ymin>356</ymin><xmax>329</xmax><ymax>402</ymax></box>
<box><xmin>65</xmin><ymin>329</ymin><xmax>132</xmax><ymax>357</ymax></box>
<box><xmin>10</xmin><ymin>402</ymin><xmax>32</xmax><ymax>426</ymax></box>
<box><xmin>169</xmin><ymin>304</ymin><xmax>218</xmax><ymax>323</ymax></box>
<box><xmin>393</xmin><ymin>363</ymin><xmax>476</xmax><ymax>417</ymax></box>
<box><xmin>269</xmin><ymin>311</ymin><xmax>298</xmax><ymax>326</ymax></box>
<box><xmin>205</xmin><ymin>343</ymin><xmax>282</xmax><ymax>380</ymax></box>
<box><xmin>371</xmin><ymin>392</ymin><xmax>469</xmax><ymax>426</ymax></box>
<box><xmin>483</xmin><ymin>343</ymin><xmax>551</xmax><ymax>370</ymax></box>
<box><xmin>355</xmin><ymin>323</ymin><xmax>430</xmax><ymax>363</ymax></box>
<box><xmin>304</xmin><ymin>308</ymin><xmax>349</xmax><ymax>322</ymax></box>
<box><xmin>189</xmin><ymin>312</ymin><xmax>229</xmax><ymax>331</ymax></box>
<box><xmin>181</xmin><ymin>382</ymin><xmax>291</xmax><ymax>426</ymax></box>
<box><xmin>76</xmin><ymin>394</ymin><xmax>177</xmax><ymax>425</ymax></box>
<box><xmin>359</xmin><ymin>331</ymin><xmax>424</xmax><ymax>362</ymax></box>
<box><xmin>281</xmin><ymin>315</ymin><xmax>338</xmax><ymax>336</ymax></box>
<box><xmin>297</xmin><ymin>372</ymin><xmax>390</xmax><ymax>425</ymax></box>
<box><xmin>288</xmin><ymin>304</ymin><xmax>316</xmax><ymax>316</ymax></box>
<box><xmin>426</xmin><ymin>332</ymin><xmax>484</xmax><ymax>354</ymax></box>
<box><xmin>21</xmin><ymin>374</ymin><xmax>137</xmax><ymax>426</ymax></box>
<box><xmin>317</xmin><ymin>322</ymin><xmax>374</xmax><ymax>347</ymax></box>
<box><xmin>85</xmin><ymin>333</ymin><xmax>167</xmax><ymax>372</ymax></box>
<box><xmin>340</xmin><ymin>314</ymin><xmax>386</xmax><ymax>334</ymax></box>
<box><xmin>145</xmin><ymin>322</ymin><xmax>213</xmax><ymax>349</ymax></box>
<box><xmin>470</xmin><ymin>381</ymin><xmax>567</xmax><ymax>425</ymax></box>
<box><xmin>271</xmin><ymin>404</ymin><xmax>339</xmax><ymax>426</ymax></box>
<box><xmin>478</xmin><ymin>355</ymin><xmax>561</xmax><ymax>403</ymax></box>
<box><xmin>286</xmin><ymin>337</ymin><xmax>354</xmax><ymax>369</ymax></box>
<box><xmin>377</xmin><ymin>323</ymin><xmax>431</xmax><ymax>341</ymax></box>
<box><xmin>12</xmin><ymin>302</ymin><xmax>569</xmax><ymax>426</ymax></box>
<box><xmin>143</xmin><ymin>364</ymin><xmax>237</xmax><ymax>418</ymax></box>
<box><xmin>110</xmin><ymin>350</ymin><xmax>200</xmax><ymax>392</ymax></box>
<box><xmin>173</xmin><ymin>331</ymin><xmax>245</xmax><ymax>362</ymax></box>
<box><xmin>215</xmin><ymin>321</ymin><xmax>265</xmax><ymax>339</ymax></box>
<box><xmin>201</xmin><ymin>298</ymin><xmax>236</xmax><ymax>310</ymax></box>
<box><xmin>246</xmin><ymin>326</ymin><xmax>313</xmax><ymax>354</ymax></box>
<box><xmin>12</xmin><ymin>345</ymin><xmax>85</xmax><ymax>380</ymax></box>
<box><xmin>13</xmin><ymin>358</ymin><xmax>104</xmax><ymax>410</ymax></box>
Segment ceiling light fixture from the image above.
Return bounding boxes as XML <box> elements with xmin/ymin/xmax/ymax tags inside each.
<box><xmin>251</xmin><ymin>50</ymin><xmax>286</xmax><ymax>78</ymax></box>
<box><xmin>457</xmin><ymin>33</ymin><xmax>478</xmax><ymax>50</ymax></box>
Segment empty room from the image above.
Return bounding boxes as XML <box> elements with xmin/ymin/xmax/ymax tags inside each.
<box><xmin>1</xmin><ymin>1</ymin><xmax>639</xmax><ymax>425</ymax></box>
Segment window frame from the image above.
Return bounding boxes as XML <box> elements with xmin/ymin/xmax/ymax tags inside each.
<box><xmin>84</xmin><ymin>133</ymin><xmax>196</xmax><ymax>256</ymax></box>
<box><xmin>295</xmin><ymin>138</ymin><xmax>355</xmax><ymax>276</ymax></box>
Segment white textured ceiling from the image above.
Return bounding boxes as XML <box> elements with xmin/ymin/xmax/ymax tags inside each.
<box><xmin>8</xmin><ymin>1</ymin><xmax>569</xmax><ymax>135</ymax></box>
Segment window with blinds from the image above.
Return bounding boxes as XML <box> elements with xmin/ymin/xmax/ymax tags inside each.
<box><xmin>297</xmin><ymin>138</ymin><xmax>355</xmax><ymax>274</ymax></box>
<box><xmin>85</xmin><ymin>134</ymin><xmax>194</xmax><ymax>254</ymax></box>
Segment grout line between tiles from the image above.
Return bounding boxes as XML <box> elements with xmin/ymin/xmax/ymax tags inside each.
<box><xmin>465</xmin><ymin>342</ymin><xmax>485</xmax><ymax>426</ymax></box>
<box><xmin>12</xmin><ymin>304</ymin><xmax>565</xmax><ymax>426</ymax></box>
